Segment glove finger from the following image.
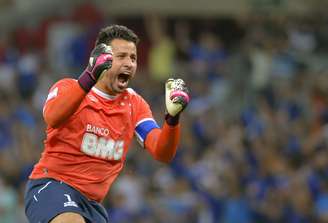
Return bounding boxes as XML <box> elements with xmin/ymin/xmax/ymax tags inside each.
<box><xmin>93</xmin><ymin>61</ymin><xmax>112</xmax><ymax>79</ymax></box>
<box><xmin>172</xmin><ymin>96</ymin><xmax>188</xmax><ymax>108</ymax></box>
<box><xmin>92</xmin><ymin>43</ymin><xmax>113</xmax><ymax>56</ymax></box>
<box><xmin>170</xmin><ymin>90</ymin><xmax>190</xmax><ymax>103</ymax></box>
<box><xmin>172</xmin><ymin>79</ymin><xmax>189</xmax><ymax>94</ymax></box>
<box><xmin>166</xmin><ymin>78</ymin><xmax>174</xmax><ymax>90</ymax></box>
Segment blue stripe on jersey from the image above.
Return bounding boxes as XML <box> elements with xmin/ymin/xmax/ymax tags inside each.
<box><xmin>135</xmin><ymin>119</ymin><xmax>159</xmax><ymax>145</ymax></box>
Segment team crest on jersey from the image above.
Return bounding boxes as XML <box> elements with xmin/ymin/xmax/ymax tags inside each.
<box><xmin>87</xmin><ymin>95</ymin><xmax>98</xmax><ymax>102</ymax></box>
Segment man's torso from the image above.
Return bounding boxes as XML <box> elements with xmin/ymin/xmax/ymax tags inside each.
<box><xmin>30</xmin><ymin>79</ymin><xmax>153</xmax><ymax>202</ymax></box>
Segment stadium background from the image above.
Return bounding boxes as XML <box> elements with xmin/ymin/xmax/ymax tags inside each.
<box><xmin>1</xmin><ymin>0</ymin><xmax>328</xmax><ymax>222</ymax></box>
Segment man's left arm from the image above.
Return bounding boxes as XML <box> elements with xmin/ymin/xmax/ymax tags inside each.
<box><xmin>144</xmin><ymin>78</ymin><xmax>190</xmax><ymax>163</ymax></box>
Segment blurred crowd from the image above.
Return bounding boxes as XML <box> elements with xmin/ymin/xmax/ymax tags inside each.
<box><xmin>2</xmin><ymin>2</ymin><xmax>328</xmax><ymax>223</ymax></box>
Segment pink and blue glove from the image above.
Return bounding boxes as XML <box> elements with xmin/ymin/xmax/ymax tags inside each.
<box><xmin>78</xmin><ymin>43</ymin><xmax>113</xmax><ymax>92</ymax></box>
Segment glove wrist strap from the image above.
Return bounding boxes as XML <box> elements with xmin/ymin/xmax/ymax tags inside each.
<box><xmin>165</xmin><ymin>113</ymin><xmax>180</xmax><ymax>126</ymax></box>
<box><xmin>78</xmin><ymin>70</ymin><xmax>96</xmax><ymax>92</ymax></box>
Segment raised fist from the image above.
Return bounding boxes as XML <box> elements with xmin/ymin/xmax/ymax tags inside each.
<box><xmin>165</xmin><ymin>78</ymin><xmax>190</xmax><ymax>117</ymax></box>
<box><xmin>78</xmin><ymin>43</ymin><xmax>113</xmax><ymax>92</ymax></box>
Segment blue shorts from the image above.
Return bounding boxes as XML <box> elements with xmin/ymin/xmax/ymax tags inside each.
<box><xmin>24</xmin><ymin>178</ymin><xmax>109</xmax><ymax>223</ymax></box>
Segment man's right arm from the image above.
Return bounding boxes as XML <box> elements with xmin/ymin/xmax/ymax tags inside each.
<box><xmin>44</xmin><ymin>43</ymin><xmax>113</xmax><ymax>128</ymax></box>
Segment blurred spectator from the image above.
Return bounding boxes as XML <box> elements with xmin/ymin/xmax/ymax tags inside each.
<box><xmin>146</xmin><ymin>15</ymin><xmax>176</xmax><ymax>83</ymax></box>
<box><xmin>0</xmin><ymin>177</ymin><xmax>18</xmax><ymax>223</ymax></box>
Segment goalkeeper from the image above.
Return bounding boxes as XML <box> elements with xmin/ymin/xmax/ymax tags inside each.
<box><xmin>24</xmin><ymin>24</ymin><xmax>190</xmax><ymax>223</ymax></box>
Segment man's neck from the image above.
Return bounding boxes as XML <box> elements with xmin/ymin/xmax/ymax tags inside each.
<box><xmin>94</xmin><ymin>80</ymin><xmax>116</xmax><ymax>96</ymax></box>
<box><xmin>92</xmin><ymin>86</ymin><xmax>117</xmax><ymax>100</ymax></box>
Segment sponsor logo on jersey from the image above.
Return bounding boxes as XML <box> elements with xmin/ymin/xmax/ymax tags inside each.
<box><xmin>82</xmin><ymin>125</ymin><xmax>124</xmax><ymax>160</ymax></box>
<box><xmin>86</xmin><ymin>124</ymin><xmax>110</xmax><ymax>136</ymax></box>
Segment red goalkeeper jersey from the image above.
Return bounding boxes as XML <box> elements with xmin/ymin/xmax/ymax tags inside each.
<box><xmin>30</xmin><ymin>78</ymin><xmax>161</xmax><ymax>202</ymax></box>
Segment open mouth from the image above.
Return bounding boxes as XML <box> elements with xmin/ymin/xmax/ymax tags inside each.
<box><xmin>117</xmin><ymin>73</ymin><xmax>131</xmax><ymax>89</ymax></box>
<box><xmin>118</xmin><ymin>73</ymin><xmax>130</xmax><ymax>83</ymax></box>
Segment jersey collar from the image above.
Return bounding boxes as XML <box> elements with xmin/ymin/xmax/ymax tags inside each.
<box><xmin>91</xmin><ymin>87</ymin><xmax>118</xmax><ymax>100</ymax></box>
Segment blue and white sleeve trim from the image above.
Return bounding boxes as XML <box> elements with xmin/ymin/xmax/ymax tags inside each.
<box><xmin>135</xmin><ymin>118</ymin><xmax>160</xmax><ymax>148</ymax></box>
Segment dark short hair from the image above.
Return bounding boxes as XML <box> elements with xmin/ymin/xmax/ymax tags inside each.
<box><xmin>95</xmin><ymin>25</ymin><xmax>139</xmax><ymax>46</ymax></box>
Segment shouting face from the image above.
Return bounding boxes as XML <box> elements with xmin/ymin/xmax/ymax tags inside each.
<box><xmin>98</xmin><ymin>39</ymin><xmax>137</xmax><ymax>95</ymax></box>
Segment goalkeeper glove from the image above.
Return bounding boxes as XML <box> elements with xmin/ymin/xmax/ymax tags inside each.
<box><xmin>78</xmin><ymin>43</ymin><xmax>113</xmax><ymax>92</ymax></box>
<box><xmin>165</xmin><ymin>78</ymin><xmax>190</xmax><ymax>125</ymax></box>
